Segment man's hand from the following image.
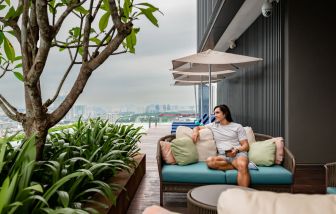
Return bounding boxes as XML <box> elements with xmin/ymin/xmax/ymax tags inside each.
<box><xmin>225</xmin><ymin>148</ymin><xmax>239</xmax><ymax>157</ymax></box>
<box><xmin>192</xmin><ymin>127</ymin><xmax>200</xmax><ymax>143</ymax></box>
<box><xmin>192</xmin><ymin>131</ymin><xmax>199</xmax><ymax>143</ymax></box>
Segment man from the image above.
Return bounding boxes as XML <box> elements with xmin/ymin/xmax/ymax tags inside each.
<box><xmin>192</xmin><ymin>104</ymin><xmax>250</xmax><ymax>187</ymax></box>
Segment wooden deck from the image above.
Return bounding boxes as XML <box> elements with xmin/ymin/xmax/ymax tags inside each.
<box><xmin>127</xmin><ymin>125</ymin><xmax>326</xmax><ymax>214</ymax></box>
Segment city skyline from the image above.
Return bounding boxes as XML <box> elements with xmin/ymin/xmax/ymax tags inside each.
<box><xmin>0</xmin><ymin>1</ymin><xmax>197</xmax><ymax>111</ymax></box>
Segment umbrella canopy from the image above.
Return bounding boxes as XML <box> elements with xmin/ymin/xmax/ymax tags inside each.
<box><xmin>172</xmin><ymin>72</ymin><xmax>234</xmax><ymax>82</ymax></box>
<box><xmin>172</xmin><ymin>80</ymin><xmax>220</xmax><ymax>86</ymax></box>
<box><xmin>171</xmin><ymin>49</ymin><xmax>263</xmax><ymax>118</ymax></box>
<box><xmin>172</xmin><ymin>74</ymin><xmax>225</xmax><ymax>121</ymax></box>
<box><xmin>172</xmin><ymin>49</ymin><xmax>263</xmax><ymax>70</ymax></box>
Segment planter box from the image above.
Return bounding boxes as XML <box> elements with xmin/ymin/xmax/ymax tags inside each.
<box><xmin>87</xmin><ymin>154</ymin><xmax>146</xmax><ymax>214</ymax></box>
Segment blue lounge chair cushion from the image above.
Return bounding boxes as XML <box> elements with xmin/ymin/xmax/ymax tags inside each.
<box><xmin>327</xmin><ymin>187</ymin><xmax>336</xmax><ymax>194</ymax></box>
<box><xmin>171</xmin><ymin>122</ymin><xmax>198</xmax><ymax>134</ymax></box>
<box><xmin>225</xmin><ymin>165</ymin><xmax>293</xmax><ymax>185</ymax></box>
<box><xmin>162</xmin><ymin>161</ymin><xmax>226</xmax><ymax>183</ymax></box>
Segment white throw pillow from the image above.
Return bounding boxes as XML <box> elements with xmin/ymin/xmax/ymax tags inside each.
<box><xmin>244</xmin><ymin>126</ymin><xmax>256</xmax><ymax>144</ymax></box>
<box><xmin>218</xmin><ymin>189</ymin><xmax>336</xmax><ymax>214</ymax></box>
<box><xmin>176</xmin><ymin>126</ymin><xmax>217</xmax><ymax>161</ymax></box>
<box><xmin>196</xmin><ymin>128</ymin><xmax>217</xmax><ymax>161</ymax></box>
<box><xmin>176</xmin><ymin>126</ymin><xmax>193</xmax><ymax>139</ymax></box>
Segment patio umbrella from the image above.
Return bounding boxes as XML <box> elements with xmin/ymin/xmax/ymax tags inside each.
<box><xmin>172</xmin><ymin>72</ymin><xmax>231</xmax><ymax>121</ymax></box>
<box><xmin>172</xmin><ymin>71</ymin><xmax>235</xmax><ymax>82</ymax></box>
<box><xmin>172</xmin><ymin>49</ymin><xmax>263</xmax><ymax>118</ymax></box>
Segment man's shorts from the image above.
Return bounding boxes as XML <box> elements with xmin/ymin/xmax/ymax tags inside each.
<box><xmin>218</xmin><ymin>151</ymin><xmax>248</xmax><ymax>163</ymax></box>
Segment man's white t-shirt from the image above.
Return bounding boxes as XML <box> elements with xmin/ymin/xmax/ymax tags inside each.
<box><xmin>205</xmin><ymin>122</ymin><xmax>247</xmax><ymax>153</ymax></box>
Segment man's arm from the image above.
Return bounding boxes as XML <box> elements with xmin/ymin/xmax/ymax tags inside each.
<box><xmin>192</xmin><ymin>126</ymin><xmax>206</xmax><ymax>143</ymax></box>
<box><xmin>233</xmin><ymin>139</ymin><xmax>249</xmax><ymax>154</ymax></box>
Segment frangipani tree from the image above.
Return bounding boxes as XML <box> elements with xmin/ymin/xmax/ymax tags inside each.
<box><xmin>0</xmin><ymin>0</ymin><xmax>160</xmax><ymax>159</ymax></box>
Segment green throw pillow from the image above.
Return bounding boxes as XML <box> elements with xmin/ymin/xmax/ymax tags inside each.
<box><xmin>171</xmin><ymin>137</ymin><xmax>198</xmax><ymax>165</ymax></box>
<box><xmin>248</xmin><ymin>139</ymin><xmax>276</xmax><ymax>166</ymax></box>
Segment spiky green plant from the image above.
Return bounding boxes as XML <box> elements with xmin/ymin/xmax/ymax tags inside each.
<box><xmin>33</xmin><ymin>118</ymin><xmax>145</xmax><ymax>211</ymax></box>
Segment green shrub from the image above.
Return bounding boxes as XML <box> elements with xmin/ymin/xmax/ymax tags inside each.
<box><xmin>0</xmin><ymin>118</ymin><xmax>145</xmax><ymax>213</ymax></box>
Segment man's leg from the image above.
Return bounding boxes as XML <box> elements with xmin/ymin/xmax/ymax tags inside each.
<box><xmin>231</xmin><ymin>156</ymin><xmax>250</xmax><ymax>187</ymax></box>
<box><xmin>206</xmin><ymin>156</ymin><xmax>235</xmax><ymax>170</ymax></box>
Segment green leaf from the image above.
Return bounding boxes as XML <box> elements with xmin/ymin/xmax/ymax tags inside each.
<box><xmin>125</xmin><ymin>28</ymin><xmax>137</xmax><ymax>53</ymax></box>
<box><xmin>14</xmin><ymin>63</ymin><xmax>22</xmax><ymax>68</ymax></box>
<box><xmin>99</xmin><ymin>12</ymin><xmax>110</xmax><ymax>32</ymax></box>
<box><xmin>4</xmin><ymin>7</ymin><xmax>15</xmax><ymax>19</ymax></box>
<box><xmin>14</xmin><ymin>56</ymin><xmax>22</xmax><ymax>61</ymax></box>
<box><xmin>13</xmin><ymin>72</ymin><xmax>24</xmax><ymax>81</ymax></box>
<box><xmin>3</xmin><ymin>37</ymin><xmax>15</xmax><ymax>61</ymax></box>
<box><xmin>0</xmin><ymin>5</ymin><xmax>6</xmax><ymax>10</ymax></box>
<box><xmin>24</xmin><ymin>184</ymin><xmax>43</xmax><ymax>193</ymax></box>
<box><xmin>89</xmin><ymin>37</ymin><xmax>101</xmax><ymax>45</ymax></box>
<box><xmin>123</xmin><ymin>0</ymin><xmax>131</xmax><ymax>19</ymax></box>
<box><xmin>0</xmin><ymin>31</ymin><xmax>4</xmax><ymax>45</ymax></box>
<box><xmin>74</xmin><ymin>5</ymin><xmax>89</xmax><ymax>15</ymax></box>
<box><xmin>139</xmin><ymin>8</ymin><xmax>159</xmax><ymax>27</ymax></box>
<box><xmin>57</xmin><ymin>191</ymin><xmax>69</xmax><ymax>208</ymax></box>
<box><xmin>48</xmin><ymin>0</ymin><xmax>56</xmax><ymax>14</ymax></box>
<box><xmin>13</xmin><ymin>5</ymin><xmax>23</xmax><ymax>18</ymax></box>
<box><xmin>4</xmin><ymin>0</ymin><xmax>10</xmax><ymax>6</ymax></box>
<box><xmin>100</xmin><ymin>0</ymin><xmax>110</xmax><ymax>12</ymax></box>
<box><xmin>0</xmin><ymin>143</ymin><xmax>6</xmax><ymax>174</ymax></box>
<box><xmin>136</xmin><ymin>2</ymin><xmax>157</xmax><ymax>9</ymax></box>
<box><xmin>35</xmin><ymin>171</ymin><xmax>88</xmax><ymax>209</ymax></box>
<box><xmin>78</xmin><ymin>47</ymin><xmax>83</xmax><ymax>56</ymax></box>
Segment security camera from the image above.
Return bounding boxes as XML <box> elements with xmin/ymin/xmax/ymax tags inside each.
<box><xmin>261</xmin><ymin>1</ymin><xmax>273</xmax><ymax>17</ymax></box>
<box><xmin>229</xmin><ymin>40</ymin><xmax>236</xmax><ymax>49</ymax></box>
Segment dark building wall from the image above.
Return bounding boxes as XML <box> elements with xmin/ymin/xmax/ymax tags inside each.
<box><xmin>217</xmin><ymin>1</ymin><xmax>284</xmax><ymax>137</ymax></box>
<box><xmin>197</xmin><ymin>0</ymin><xmax>220</xmax><ymax>48</ymax></box>
<box><xmin>284</xmin><ymin>1</ymin><xmax>336</xmax><ymax>163</ymax></box>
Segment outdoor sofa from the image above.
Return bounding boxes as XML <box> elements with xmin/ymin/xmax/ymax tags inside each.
<box><xmin>156</xmin><ymin>133</ymin><xmax>296</xmax><ymax>205</ymax></box>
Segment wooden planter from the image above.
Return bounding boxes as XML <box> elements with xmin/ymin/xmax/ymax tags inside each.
<box><xmin>87</xmin><ymin>154</ymin><xmax>146</xmax><ymax>214</ymax></box>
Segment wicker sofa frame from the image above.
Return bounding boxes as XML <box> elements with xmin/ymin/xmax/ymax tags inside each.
<box><xmin>156</xmin><ymin>133</ymin><xmax>296</xmax><ymax>206</ymax></box>
<box><xmin>324</xmin><ymin>162</ymin><xmax>336</xmax><ymax>192</ymax></box>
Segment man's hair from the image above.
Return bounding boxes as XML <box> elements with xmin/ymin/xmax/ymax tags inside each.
<box><xmin>214</xmin><ymin>104</ymin><xmax>233</xmax><ymax>122</ymax></box>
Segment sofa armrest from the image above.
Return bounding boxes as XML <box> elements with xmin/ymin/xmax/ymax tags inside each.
<box><xmin>156</xmin><ymin>135</ymin><xmax>176</xmax><ymax>180</ymax></box>
<box><xmin>283</xmin><ymin>147</ymin><xmax>296</xmax><ymax>176</ymax></box>
<box><xmin>325</xmin><ymin>162</ymin><xmax>336</xmax><ymax>187</ymax></box>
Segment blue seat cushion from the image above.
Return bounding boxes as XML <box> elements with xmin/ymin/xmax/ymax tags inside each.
<box><xmin>225</xmin><ymin>165</ymin><xmax>293</xmax><ymax>185</ymax></box>
<box><xmin>162</xmin><ymin>161</ymin><xmax>226</xmax><ymax>183</ymax></box>
<box><xmin>327</xmin><ymin>187</ymin><xmax>336</xmax><ymax>194</ymax></box>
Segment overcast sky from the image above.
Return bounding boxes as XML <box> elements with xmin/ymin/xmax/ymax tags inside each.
<box><xmin>0</xmin><ymin>0</ymin><xmax>196</xmax><ymax>112</ymax></box>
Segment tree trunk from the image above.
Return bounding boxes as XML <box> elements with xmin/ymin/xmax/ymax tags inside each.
<box><xmin>23</xmin><ymin>117</ymin><xmax>49</xmax><ymax>161</ymax></box>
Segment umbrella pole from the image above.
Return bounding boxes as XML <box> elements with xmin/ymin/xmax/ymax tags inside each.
<box><xmin>200</xmin><ymin>80</ymin><xmax>203</xmax><ymax>121</ymax></box>
<box><xmin>208</xmin><ymin>64</ymin><xmax>212</xmax><ymax>122</ymax></box>
<box><xmin>194</xmin><ymin>84</ymin><xmax>197</xmax><ymax>119</ymax></box>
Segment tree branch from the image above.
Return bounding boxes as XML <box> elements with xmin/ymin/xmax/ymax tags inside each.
<box><xmin>87</xmin><ymin>0</ymin><xmax>131</xmax><ymax>67</ymax></box>
<box><xmin>82</xmin><ymin>0</ymin><xmax>94</xmax><ymax>63</ymax></box>
<box><xmin>92</xmin><ymin>26</ymin><xmax>116</xmax><ymax>59</ymax></box>
<box><xmin>0</xmin><ymin>94</ymin><xmax>23</xmax><ymax>122</ymax></box>
<box><xmin>0</xmin><ymin>63</ymin><xmax>11</xmax><ymax>78</ymax></box>
<box><xmin>43</xmin><ymin>17</ymin><xmax>85</xmax><ymax>108</ymax></box>
<box><xmin>92</xmin><ymin>0</ymin><xmax>103</xmax><ymax>20</ymax></box>
<box><xmin>21</xmin><ymin>0</ymin><xmax>30</xmax><ymax>75</ymax></box>
<box><xmin>29</xmin><ymin>2</ymin><xmax>39</xmax><ymax>60</ymax></box>
<box><xmin>53</xmin><ymin>0</ymin><xmax>87</xmax><ymax>37</ymax></box>
<box><xmin>0</xmin><ymin>17</ymin><xmax>22</xmax><ymax>44</ymax></box>
<box><xmin>49</xmin><ymin>0</ymin><xmax>132</xmax><ymax>127</ymax></box>
<box><xmin>109</xmin><ymin>0</ymin><xmax>122</xmax><ymax>27</ymax></box>
<box><xmin>27</xmin><ymin>0</ymin><xmax>52</xmax><ymax>86</ymax></box>
<box><xmin>111</xmin><ymin>50</ymin><xmax>127</xmax><ymax>55</ymax></box>
<box><xmin>49</xmin><ymin>65</ymin><xmax>92</xmax><ymax>126</ymax></box>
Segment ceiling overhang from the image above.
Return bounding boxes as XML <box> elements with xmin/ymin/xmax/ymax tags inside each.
<box><xmin>199</xmin><ymin>0</ymin><xmax>264</xmax><ymax>52</ymax></box>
